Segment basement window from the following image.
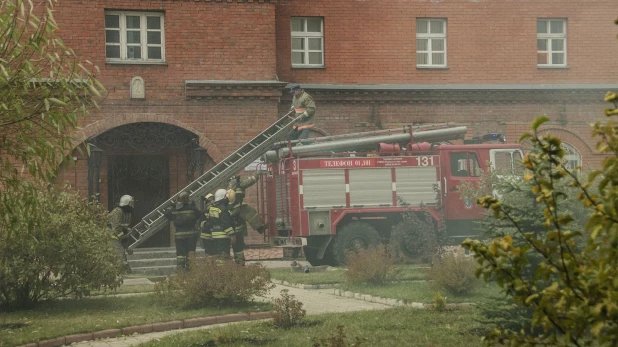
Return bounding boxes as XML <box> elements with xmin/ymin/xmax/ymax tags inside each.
<box><xmin>105</xmin><ymin>11</ymin><xmax>165</xmax><ymax>64</ymax></box>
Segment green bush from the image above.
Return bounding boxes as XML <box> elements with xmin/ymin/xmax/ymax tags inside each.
<box><xmin>432</xmin><ymin>291</ymin><xmax>447</xmax><ymax>312</ymax></box>
<box><xmin>0</xmin><ymin>184</ymin><xmax>123</xmax><ymax>310</ymax></box>
<box><xmin>426</xmin><ymin>253</ymin><xmax>479</xmax><ymax>296</ymax></box>
<box><xmin>154</xmin><ymin>256</ymin><xmax>273</xmax><ymax>307</ymax></box>
<box><xmin>344</xmin><ymin>244</ymin><xmax>399</xmax><ymax>285</ymax></box>
<box><xmin>462</xmin><ymin>84</ymin><xmax>618</xmax><ymax>345</ymax></box>
<box><xmin>273</xmin><ymin>289</ymin><xmax>306</xmax><ymax>329</ymax></box>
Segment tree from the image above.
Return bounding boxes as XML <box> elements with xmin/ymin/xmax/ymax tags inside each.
<box><xmin>463</xmin><ymin>70</ymin><xmax>618</xmax><ymax>347</ymax></box>
<box><xmin>0</xmin><ymin>0</ymin><xmax>118</xmax><ymax>311</ymax></box>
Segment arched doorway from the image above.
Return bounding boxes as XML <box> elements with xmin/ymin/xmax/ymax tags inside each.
<box><xmin>88</xmin><ymin>122</ymin><xmax>209</xmax><ymax>248</ymax></box>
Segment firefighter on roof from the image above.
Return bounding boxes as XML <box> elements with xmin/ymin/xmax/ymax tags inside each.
<box><xmin>164</xmin><ymin>192</ymin><xmax>201</xmax><ymax>270</ymax></box>
<box><xmin>227</xmin><ymin>173</ymin><xmax>267</xmax><ymax>264</ymax></box>
<box><xmin>108</xmin><ymin>194</ymin><xmax>134</xmax><ymax>273</ymax></box>
<box><xmin>289</xmin><ymin>85</ymin><xmax>316</xmax><ymax>142</ymax></box>
<box><xmin>200</xmin><ymin>189</ymin><xmax>236</xmax><ymax>259</ymax></box>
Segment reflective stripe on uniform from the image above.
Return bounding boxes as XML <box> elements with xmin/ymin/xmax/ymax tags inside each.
<box><xmin>200</xmin><ymin>233</ymin><xmax>213</xmax><ymax>239</ymax></box>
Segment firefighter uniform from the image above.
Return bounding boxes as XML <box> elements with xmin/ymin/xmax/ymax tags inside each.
<box><xmin>108</xmin><ymin>195</ymin><xmax>134</xmax><ymax>272</ymax></box>
<box><xmin>164</xmin><ymin>194</ymin><xmax>201</xmax><ymax>269</ymax></box>
<box><xmin>227</xmin><ymin>174</ymin><xmax>267</xmax><ymax>264</ymax></box>
<box><xmin>289</xmin><ymin>85</ymin><xmax>316</xmax><ymax>141</ymax></box>
<box><xmin>200</xmin><ymin>190</ymin><xmax>235</xmax><ymax>259</ymax></box>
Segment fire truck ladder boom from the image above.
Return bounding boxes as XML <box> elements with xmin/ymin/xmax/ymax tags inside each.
<box><xmin>126</xmin><ymin>111</ymin><xmax>300</xmax><ymax>250</ymax></box>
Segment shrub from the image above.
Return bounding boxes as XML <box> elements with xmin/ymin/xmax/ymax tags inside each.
<box><xmin>0</xmin><ymin>185</ymin><xmax>123</xmax><ymax>310</ymax></box>
<box><xmin>344</xmin><ymin>244</ymin><xmax>399</xmax><ymax>285</ymax></box>
<box><xmin>313</xmin><ymin>325</ymin><xmax>365</xmax><ymax>347</ymax></box>
<box><xmin>154</xmin><ymin>256</ymin><xmax>273</xmax><ymax>307</ymax></box>
<box><xmin>462</xmin><ymin>84</ymin><xmax>618</xmax><ymax>345</ymax></box>
<box><xmin>273</xmin><ymin>289</ymin><xmax>306</xmax><ymax>329</ymax></box>
<box><xmin>426</xmin><ymin>252</ymin><xmax>479</xmax><ymax>296</ymax></box>
<box><xmin>432</xmin><ymin>291</ymin><xmax>447</xmax><ymax>312</ymax></box>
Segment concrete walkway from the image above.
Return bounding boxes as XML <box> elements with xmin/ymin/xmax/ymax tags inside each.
<box><xmin>70</xmin><ymin>283</ymin><xmax>391</xmax><ymax>347</ymax></box>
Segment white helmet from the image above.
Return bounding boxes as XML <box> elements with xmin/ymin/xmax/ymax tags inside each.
<box><xmin>214</xmin><ymin>189</ymin><xmax>227</xmax><ymax>203</ymax></box>
<box><xmin>119</xmin><ymin>195</ymin><xmax>134</xmax><ymax>207</ymax></box>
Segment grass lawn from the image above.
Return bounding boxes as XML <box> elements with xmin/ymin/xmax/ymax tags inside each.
<box><xmin>0</xmin><ymin>294</ymin><xmax>271</xmax><ymax>347</ymax></box>
<box><xmin>138</xmin><ymin>307</ymin><xmax>487</xmax><ymax>347</ymax></box>
<box><xmin>269</xmin><ymin>264</ymin><xmax>428</xmax><ymax>285</ymax></box>
<box><xmin>340</xmin><ymin>281</ymin><xmax>503</xmax><ymax>304</ymax></box>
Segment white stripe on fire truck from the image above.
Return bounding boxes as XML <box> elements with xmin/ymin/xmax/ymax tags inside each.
<box><xmin>346</xmin><ymin>184</ymin><xmax>349</xmax><ymax>193</ymax></box>
<box><xmin>299</xmin><ymin>185</ymin><xmax>303</xmax><ymax>195</ymax></box>
<box><xmin>392</xmin><ymin>182</ymin><xmax>396</xmax><ymax>191</ymax></box>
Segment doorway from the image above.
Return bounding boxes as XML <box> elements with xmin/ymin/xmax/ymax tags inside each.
<box><xmin>108</xmin><ymin>155</ymin><xmax>170</xmax><ymax>247</ymax></box>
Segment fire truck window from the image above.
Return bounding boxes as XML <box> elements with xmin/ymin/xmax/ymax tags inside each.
<box><xmin>494</xmin><ymin>152</ymin><xmax>512</xmax><ymax>175</ymax></box>
<box><xmin>513</xmin><ymin>151</ymin><xmax>525</xmax><ymax>175</ymax></box>
<box><xmin>450</xmin><ymin>153</ymin><xmax>470</xmax><ymax>177</ymax></box>
<box><xmin>468</xmin><ymin>153</ymin><xmax>481</xmax><ymax>177</ymax></box>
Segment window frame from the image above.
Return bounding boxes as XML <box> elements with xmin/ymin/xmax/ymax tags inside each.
<box><xmin>416</xmin><ymin>18</ymin><xmax>447</xmax><ymax>68</ymax></box>
<box><xmin>537</xmin><ymin>18</ymin><xmax>567</xmax><ymax>68</ymax></box>
<box><xmin>290</xmin><ymin>17</ymin><xmax>325</xmax><ymax>68</ymax></box>
<box><xmin>105</xmin><ymin>11</ymin><xmax>166</xmax><ymax>64</ymax></box>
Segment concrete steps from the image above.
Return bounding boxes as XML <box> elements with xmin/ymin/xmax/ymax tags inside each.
<box><xmin>127</xmin><ymin>246</ymin><xmax>285</xmax><ymax>276</ymax></box>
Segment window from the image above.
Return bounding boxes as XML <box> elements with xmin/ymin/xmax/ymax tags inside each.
<box><xmin>105</xmin><ymin>11</ymin><xmax>165</xmax><ymax>63</ymax></box>
<box><xmin>537</xmin><ymin>19</ymin><xmax>566</xmax><ymax>67</ymax></box>
<box><xmin>561</xmin><ymin>142</ymin><xmax>581</xmax><ymax>171</ymax></box>
<box><xmin>491</xmin><ymin>150</ymin><xmax>525</xmax><ymax>175</ymax></box>
<box><xmin>416</xmin><ymin>19</ymin><xmax>447</xmax><ymax>68</ymax></box>
<box><xmin>450</xmin><ymin>152</ymin><xmax>481</xmax><ymax>177</ymax></box>
<box><xmin>291</xmin><ymin>17</ymin><xmax>324</xmax><ymax>67</ymax></box>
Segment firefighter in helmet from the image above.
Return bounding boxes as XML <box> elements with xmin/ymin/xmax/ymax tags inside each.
<box><xmin>199</xmin><ymin>193</ymin><xmax>216</xmax><ymax>256</ymax></box>
<box><xmin>164</xmin><ymin>191</ymin><xmax>201</xmax><ymax>270</ymax></box>
<box><xmin>108</xmin><ymin>194</ymin><xmax>134</xmax><ymax>273</ymax></box>
<box><xmin>200</xmin><ymin>189</ymin><xmax>236</xmax><ymax>259</ymax></box>
<box><xmin>227</xmin><ymin>173</ymin><xmax>267</xmax><ymax>264</ymax></box>
<box><xmin>289</xmin><ymin>85</ymin><xmax>316</xmax><ymax>142</ymax></box>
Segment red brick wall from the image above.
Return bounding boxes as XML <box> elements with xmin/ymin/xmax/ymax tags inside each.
<box><xmin>276</xmin><ymin>0</ymin><xmax>618</xmax><ymax>84</ymax></box>
<box><xmin>48</xmin><ymin>0</ymin><xmax>617</xmax><ymax>247</ymax></box>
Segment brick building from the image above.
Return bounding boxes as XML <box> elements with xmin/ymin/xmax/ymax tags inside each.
<box><xmin>52</xmin><ymin>0</ymin><xmax>618</xmax><ymax>247</ymax></box>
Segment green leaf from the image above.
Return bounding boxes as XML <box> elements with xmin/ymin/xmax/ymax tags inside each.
<box><xmin>531</xmin><ymin>116</ymin><xmax>550</xmax><ymax>131</ymax></box>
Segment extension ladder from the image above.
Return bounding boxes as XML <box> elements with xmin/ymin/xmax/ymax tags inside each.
<box><xmin>126</xmin><ymin>111</ymin><xmax>299</xmax><ymax>250</ymax></box>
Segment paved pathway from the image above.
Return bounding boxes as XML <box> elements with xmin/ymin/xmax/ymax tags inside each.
<box><xmin>70</xmin><ymin>283</ymin><xmax>390</xmax><ymax>347</ymax></box>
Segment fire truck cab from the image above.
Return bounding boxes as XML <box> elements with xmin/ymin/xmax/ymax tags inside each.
<box><xmin>261</xmin><ymin>127</ymin><xmax>523</xmax><ymax>266</ymax></box>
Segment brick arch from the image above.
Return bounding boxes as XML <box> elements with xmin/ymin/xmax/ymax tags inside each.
<box><xmin>71</xmin><ymin>115</ymin><xmax>224</xmax><ymax>162</ymax></box>
<box><xmin>535</xmin><ymin>127</ymin><xmax>593</xmax><ymax>154</ymax></box>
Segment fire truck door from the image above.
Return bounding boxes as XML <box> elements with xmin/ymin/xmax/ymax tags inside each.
<box><xmin>443</xmin><ymin>151</ymin><xmax>485</xmax><ymax>220</ymax></box>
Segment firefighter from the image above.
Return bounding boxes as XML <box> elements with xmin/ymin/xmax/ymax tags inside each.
<box><xmin>200</xmin><ymin>189</ymin><xmax>236</xmax><ymax>259</ymax></box>
<box><xmin>227</xmin><ymin>173</ymin><xmax>267</xmax><ymax>264</ymax></box>
<box><xmin>289</xmin><ymin>85</ymin><xmax>316</xmax><ymax>142</ymax></box>
<box><xmin>108</xmin><ymin>194</ymin><xmax>134</xmax><ymax>273</ymax></box>
<box><xmin>164</xmin><ymin>192</ymin><xmax>201</xmax><ymax>270</ymax></box>
<box><xmin>200</xmin><ymin>193</ymin><xmax>216</xmax><ymax>257</ymax></box>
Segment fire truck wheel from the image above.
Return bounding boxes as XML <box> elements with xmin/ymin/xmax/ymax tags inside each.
<box><xmin>332</xmin><ymin>222</ymin><xmax>381</xmax><ymax>265</ymax></box>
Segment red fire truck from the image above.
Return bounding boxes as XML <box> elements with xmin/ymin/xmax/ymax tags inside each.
<box><xmin>259</xmin><ymin>126</ymin><xmax>523</xmax><ymax>266</ymax></box>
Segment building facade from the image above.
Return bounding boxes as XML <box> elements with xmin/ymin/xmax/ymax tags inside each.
<box><xmin>52</xmin><ymin>0</ymin><xmax>618</xmax><ymax>247</ymax></box>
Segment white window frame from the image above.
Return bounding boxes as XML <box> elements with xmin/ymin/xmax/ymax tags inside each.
<box><xmin>561</xmin><ymin>142</ymin><xmax>581</xmax><ymax>171</ymax></box>
<box><xmin>105</xmin><ymin>11</ymin><xmax>165</xmax><ymax>63</ymax></box>
<box><xmin>291</xmin><ymin>17</ymin><xmax>324</xmax><ymax>68</ymax></box>
<box><xmin>416</xmin><ymin>18</ymin><xmax>447</xmax><ymax>68</ymax></box>
<box><xmin>537</xmin><ymin>18</ymin><xmax>567</xmax><ymax>68</ymax></box>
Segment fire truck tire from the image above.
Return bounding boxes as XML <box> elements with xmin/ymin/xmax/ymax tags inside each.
<box><xmin>332</xmin><ymin>222</ymin><xmax>381</xmax><ymax>265</ymax></box>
